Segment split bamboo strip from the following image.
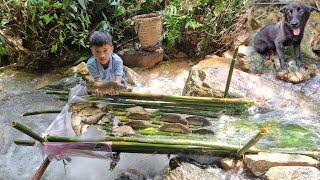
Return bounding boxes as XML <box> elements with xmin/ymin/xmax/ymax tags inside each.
<box><xmin>14</xmin><ymin>139</ymin><xmax>36</xmax><ymax>146</ymax></box>
<box><xmin>11</xmin><ymin>121</ymin><xmax>45</xmax><ymax>143</ymax></box>
<box><xmin>237</xmin><ymin>127</ymin><xmax>269</xmax><ymax>156</ymax></box>
<box><xmin>22</xmin><ymin>110</ymin><xmax>61</xmax><ymax>116</ymax></box>
<box><xmin>32</xmin><ymin>156</ymin><xmax>51</xmax><ymax>180</ymax></box>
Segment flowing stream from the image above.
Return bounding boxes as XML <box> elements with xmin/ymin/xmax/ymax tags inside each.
<box><xmin>0</xmin><ymin>60</ymin><xmax>319</xmax><ymax>179</ymax></box>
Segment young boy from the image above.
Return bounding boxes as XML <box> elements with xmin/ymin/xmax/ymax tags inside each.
<box><xmin>87</xmin><ymin>31</ymin><xmax>126</xmax><ymax>95</ymax></box>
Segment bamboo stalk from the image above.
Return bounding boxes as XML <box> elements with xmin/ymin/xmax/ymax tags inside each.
<box><xmin>45</xmin><ymin>90</ymin><xmax>69</xmax><ymax>95</ymax></box>
<box><xmin>32</xmin><ymin>156</ymin><xmax>51</xmax><ymax>180</ymax></box>
<box><xmin>224</xmin><ymin>47</ymin><xmax>238</xmax><ymax>98</ymax></box>
<box><xmin>11</xmin><ymin>121</ymin><xmax>45</xmax><ymax>143</ymax></box>
<box><xmin>108</xmin><ymin>92</ymin><xmax>255</xmax><ymax>105</ymax></box>
<box><xmin>237</xmin><ymin>127</ymin><xmax>268</xmax><ymax>156</ymax></box>
<box><xmin>46</xmin><ymin>135</ymin><xmax>259</xmax><ymax>153</ymax></box>
<box><xmin>14</xmin><ymin>139</ymin><xmax>36</xmax><ymax>146</ymax></box>
<box><xmin>22</xmin><ymin>110</ymin><xmax>61</xmax><ymax>116</ymax></box>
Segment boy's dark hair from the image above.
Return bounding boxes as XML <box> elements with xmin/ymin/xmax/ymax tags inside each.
<box><xmin>89</xmin><ymin>31</ymin><xmax>113</xmax><ymax>47</ymax></box>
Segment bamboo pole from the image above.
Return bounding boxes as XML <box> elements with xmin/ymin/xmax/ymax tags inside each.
<box><xmin>237</xmin><ymin>127</ymin><xmax>269</xmax><ymax>156</ymax></box>
<box><xmin>22</xmin><ymin>110</ymin><xmax>61</xmax><ymax>116</ymax></box>
<box><xmin>14</xmin><ymin>139</ymin><xmax>36</xmax><ymax>146</ymax></box>
<box><xmin>32</xmin><ymin>156</ymin><xmax>51</xmax><ymax>180</ymax></box>
<box><xmin>224</xmin><ymin>47</ymin><xmax>238</xmax><ymax>98</ymax></box>
<box><xmin>11</xmin><ymin>121</ymin><xmax>45</xmax><ymax>143</ymax></box>
<box><xmin>45</xmin><ymin>135</ymin><xmax>259</xmax><ymax>153</ymax></box>
<box><xmin>110</xmin><ymin>92</ymin><xmax>255</xmax><ymax>105</ymax></box>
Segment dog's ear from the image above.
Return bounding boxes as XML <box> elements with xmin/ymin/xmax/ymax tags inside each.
<box><xmin>308</xmin><ymin>5</ymin><xmax>320</xmax><ymax>13</ymax></box>
<box><xmin>280</xmin><ymin>6</ymin><xmax>287</xmax><ymax>13</ymax></box>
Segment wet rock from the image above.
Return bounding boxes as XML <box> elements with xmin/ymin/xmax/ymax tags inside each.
<box><xmin>166</xmin><ymin>162</ymin><xmax>229</xmax><ymax>180</ymax></box>
<box><xmin>276</xmin><ymin>63</ymin><xmax>317</xmax><ymax>83</ymax></box>
<box><xmin>123</xmin><ymin>66</ymin><xmax>143</xmax><ymax>86</ymax></box>
<box><xmin>125</xmin><ymin>106</ymin><xmax>150</xmax><ymax>120</ymax></box>
<box><xmin>116</xmin><ymin>168</ymin><xmax>146</xmax><ymax>180</ymax></box>
<box><xmin>45</xmin><ymin>76</ymin><xmax>84</xmax><ymax>90</ymax></box>
<box><xmin>72</xmin><ymin>62</ymin><xmax>90</xmax><ymax>75</ymax></box>
<box><xmin>119</xmin><ymin>48</ymin><xmax>163</xmax><ymax>68</ymax></box>
<box><xmin>244</xmin><ymin>152</ymin><xmax>320</xmax><ymax>176</ymax></box>
<box><xmin>265</xmin><ymin>166</ymin><xmax>320</xmax><ymax>180</ymax></box>
<box><xmin>220</xmin><ymin>158</ymin><xmax>244</xmax><ymax>172</ymax></box>
<box><xmin>182</xmin><ymin>55</ymin><xmax>276</xmax><ymax>98</ymax></box>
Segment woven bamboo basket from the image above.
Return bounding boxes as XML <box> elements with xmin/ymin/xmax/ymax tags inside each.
<box><xmin>133</xmin><ymin>13</ymin><xmax>163</xmax><ymax>51</ymax></box>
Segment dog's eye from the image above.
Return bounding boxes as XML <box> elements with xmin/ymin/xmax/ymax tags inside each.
<box><xmin>290</xmin><ymin>9</ymin><xmax>293</xmax><ymax>13</ymax></box>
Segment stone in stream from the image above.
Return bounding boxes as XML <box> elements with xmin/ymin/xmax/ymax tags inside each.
<box><xmin>166</xmin><ymin>162</ymin><xmax>229</xmax><ymax>180</ymax></box>
<box><xmin>186</xmin><ymin>115</ymin><xmax>211</xmax><ymax>127</ymax></box>
<box><xmin>97</xmin><ymin>115</ymin><xmax>111</xmax><ymax>125</ymax></box>
<box><xmin>159</xmin><ymin>123</ymin><xmax>192</xmax><ymax>134</ymax></box>
<box><xmin>125</xmin><ymin>120</ymin><xmax>152</xmax><ymax>129</ymax></box>
<box><xmin>161</xmin><ymin>114</ymin><xmax>188</xmax><ymax>125</ymax></box>
<box><xmin>244</xmin><ymin>152</ymin><xmax>320</xmax><ymax>176</ymax></box>
<box><xmin>220</xmin><ymin>158</ymin><xmax>244</xmax><ymax>172</ymax></box>
<box><xmin>265</xmin><ymin>166</ymin><xmax>320</xmax><ymax>180</ymax></box>
<box><xmin>125</xmin><ymin>106</ymin><xmax>150</xmax><ymax>120</ymax></box>
<box><xmin>192</xmin><ymin>126</ymin><xmax>214</xmax><ymax>135</ymax></box>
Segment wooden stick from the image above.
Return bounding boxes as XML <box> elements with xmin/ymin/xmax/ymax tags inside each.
<box><xmin>32</xmin><ymin>156</ymin><xmax>51</xmax><ymax>180</ymax></box>
<box><xmin>11</xmin><ymin>121</ymin><xmax>45</xmax><ymax>143</ymax></box>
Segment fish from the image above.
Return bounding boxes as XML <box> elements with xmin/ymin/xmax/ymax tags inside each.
<box><xmin>125</xmin><ymin>106</ymin><xmax>150</xmax><ymax>120</ymax></box>
<box><xmin>84</xmin><ymin>112</ymin><xmax>106</xmax><ymax>124</ymax></box>
<box><xmin>125</xmin><ymin>120</ymin><xmax>152</xmax><ymax>129</ymax></box>
<box><xmin>71</xmin><ymin>113</ymin><xmax>83</xmax><ymax>135</ymax></box>
<box><xmin>186</xmin><ymin>116</ymin><xmax>211</xmax><ymax>127</ymax></box>
<box><xmin>159</xmin><ymin>123</ymin><xmax>192</xmax><ymax>134</ymax></box>
<box><xmin>87</xmin><ymin>80</ymin><xmax>126</xmax><ymax>94</ymax></box>
<box><xmin>112</xmin><ymin>125</ymin><xmax>136</xmax><ymax>136</ymax></box>
<box><xmin>69</xmin><ymin>102</ymin><xmax>97</xmax><ymax>113</ymax></box>
<box><xmin>192</xmin><ymin>126</ymin><xmax>214</xmax><ymax>135</ymax></box>
<box><xmin>161</xmin><ymin>114</ymin><xmax>188</xmax><ymax>125</ymax></box>
<box><xmin>78</xmin><ymin>107</ymin><xmax>102</xmax><ymax>116</ymax></box>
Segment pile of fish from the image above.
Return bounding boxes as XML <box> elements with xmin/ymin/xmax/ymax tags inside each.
<box><xmin>69</xmin><ymin>103</ymin><xmax>214</xmax><ymax>136</ymax></box>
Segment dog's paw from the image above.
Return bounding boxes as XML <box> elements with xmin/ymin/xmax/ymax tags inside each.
<box><xmin>296</xmin><ymin>61</ymin><xmax>306</xmax><ymax>70</ymax></box>
<box><xmin>280</xmin><ymin>62</ymin><xmax>289</xmax><ymax>69</ymax></box>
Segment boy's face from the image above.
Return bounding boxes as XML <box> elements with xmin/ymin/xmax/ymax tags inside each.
<box><xmin>90</xmin><ymin>44</ymin><xmax>113</xmax><ymax>65</ymax></box>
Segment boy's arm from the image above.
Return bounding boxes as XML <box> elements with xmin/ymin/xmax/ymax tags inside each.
<box><xmin>113</xmin><ymin>56</ymin><xmax>124</xmax><ymax>85</ymax></box>
<box><xmin>87</xmin><ymin>62</ymin><xmax>100</xmax><ymax>80</ymax></box>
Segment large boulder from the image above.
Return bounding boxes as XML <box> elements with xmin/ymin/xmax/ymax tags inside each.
<box><xmin>265</xmin><ymin>166</ymin><xmax>320</xmax><ymax>180</ymax></box>
<box><xmin>244</xmin><ymin>152</ymin><xmax>319</xmax><ymax>176</ymax></box>
<box><xmin>182</xmin><ymin>56</ymin><xmax>287</xmax><ymax>99</ymax></box>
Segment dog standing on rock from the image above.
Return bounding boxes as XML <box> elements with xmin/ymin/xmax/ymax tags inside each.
<box><xmin>254</xmin><ymin>3</ymin><xmax>320</xmax><ymax>69</ymax></box>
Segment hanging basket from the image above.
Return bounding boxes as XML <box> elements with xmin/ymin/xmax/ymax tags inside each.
<box><xmin>133</xmin><ymin>13</ymin><xmax>163</xmax><ymax>51</ymax></box>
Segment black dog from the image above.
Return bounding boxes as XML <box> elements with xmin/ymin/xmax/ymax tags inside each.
<box><xmin>254</xmin><ymin>3</ymin><xmax>320</xmax><ymax>69</ymax></box>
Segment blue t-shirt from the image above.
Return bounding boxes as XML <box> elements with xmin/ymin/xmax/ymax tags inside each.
<box><xmin>87</xmin><ymin>53</ymin><xmax>126</xmax><ymax>86</ymax></box>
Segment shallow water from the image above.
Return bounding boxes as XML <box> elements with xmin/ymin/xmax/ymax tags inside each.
<box><xmin>0</xmin><ymin>60</ymin><xmax>319</xmax><ymax>179</ymax></box>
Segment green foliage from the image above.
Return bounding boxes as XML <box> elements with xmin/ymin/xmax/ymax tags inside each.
<box><xmin>0</xmin><ymin>0</ymin><xmax>248</xmax><ymax>69</ymax></box>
